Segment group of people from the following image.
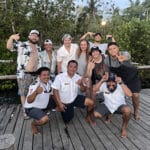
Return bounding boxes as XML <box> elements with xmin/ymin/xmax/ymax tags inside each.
<box><xmin>6</xmin><ymin>29</ymin><xmax>141</xmax><ymax>138</ymax></box>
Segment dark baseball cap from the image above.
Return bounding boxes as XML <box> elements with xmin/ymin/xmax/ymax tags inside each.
<box><xmin>107</xmin><ymin>73</ymin><xmax>116</xmax><ymax>82</ymax></box>
<box><xmin>90</xmin><ymin>46</ymin><xmax>102</xmax><ymax>53</ymax></box>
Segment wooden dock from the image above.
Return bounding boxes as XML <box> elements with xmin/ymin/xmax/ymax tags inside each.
<box><xmin>0</xmin><ymin>89</ymin><xmax>150</xmax><ymax>150</ymax></box>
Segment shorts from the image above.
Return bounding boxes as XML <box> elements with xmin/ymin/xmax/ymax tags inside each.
<box><xmin>17</xmin><ymin>73</ymin><xmax>36</xmax><ymax>96</ymax></box>
<box><xmin>61</xmin><ymin>95</ymin><xmax>86</xmax><ymax>123</ymax></box>
<box><xmin>25</xmin><ymin>97</ymin><xmax>56</xmax><ymax>120</ymax></box>
<box><xmin>95</xmin><ymin>103</ymin><xmax>127</xmax><ymax>116</ymax></box>
<box><xmin>25</xmin><ymin>108</ymin><xmax>46</xmax><ymax>120</ymax></box>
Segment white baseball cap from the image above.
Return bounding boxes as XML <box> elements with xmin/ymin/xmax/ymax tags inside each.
<box><xmin>44</xmin><ymin>39</ymin><xmax>52</xmax><ymax>45</ymax></box>
<box><xmin>29</xmin><ymin>30</ymin><xmax>39</xmax><ymax>36</ymax></box>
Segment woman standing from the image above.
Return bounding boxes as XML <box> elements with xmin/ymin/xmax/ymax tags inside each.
<box><xmin>77</xmin><ymin>39</ymin><xmax>90</xmax><ymax>76</ymax></box>
<box><xmin>40</xmin><ymin>39</ymin><xmax>56</xmax><ymax>81</ymax></box>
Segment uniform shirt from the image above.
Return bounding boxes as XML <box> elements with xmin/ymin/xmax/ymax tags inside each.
<box><xmin>39</xmin><ymin>50</ymin><xmax>57</xmax><ymax>74</ymax></box>
<box><xmin>51</xmin><ymin>72</ymin><xmax>81</xmax><ymax>104</ymax></box>
<box><xmin>89</xmin><ymin>42</ymin><xmax>108</xmax><ymax>55</ymax></box>
<box><xmin>99</xmin><ymin>82</ymin><xmax>126</xmax><ymax>113</ymax></box>
<box><xmin>24</xmin><ymin>80</ymin><xmax>52</xmax><ymax>109</ymax></box>
<box><xmin>11</xmin><ymin>41</ymin><xmax>41</xmax><ymax>78</ymax></box>
<box><xmin>57</xmin><ymin>43</ymin><xmax>78</xmax><ymax>72</ymax></box>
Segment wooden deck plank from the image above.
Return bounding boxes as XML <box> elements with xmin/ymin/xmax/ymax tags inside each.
<box><xmin>78</xmin><ymin>109</ymin><xmax>106</xmax><ymax>150</ymax></box>
<box><xmin>42</xmin><ymin>121</ymin><xmax>53</xmax><ymax>150</ymax></box>
<box><xmin>0</xmin><ymin>89</ymin><xmax>150</xmax><ymax>150</ymax></box>
<box><xmin>72</xmin><ymin>110</ymin><xmax>95</xmax><ymax>150</ymax></box>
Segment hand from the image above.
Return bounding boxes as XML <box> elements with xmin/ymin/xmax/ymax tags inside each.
<box><xmin>87</xmin><ymin>59</ymin><xmax>95</xmax><ymax>70</ymax></box>
<box><xmin>35</xmin><ymin>85</ymin><xmax>43</xmax><ymax>94</ymax></box>
<box><xmin>106</xmin><ymin>34</ymin><xmax>112</xmax><ymax>40</ymax></box>
<box><xmin>81</xmin><ymin>77</ymin><xmax>91</xmax><ymax>88</ymax></box>
<box><xmin>116</xmin><ymin>77</ymin><xmax>122</xmax><ymax>84</ymax></box>
<box><xmin>10</xmin><ymin>34</ymin><xmax>20</xmax><ymax>42</ymax></box>
<box><xmin>101</xmin><ymin>74</ymin><xmax>108</xmax><ymax>82</ymax></box>
<box><xmin>88</xmin><ymin>32</ymin><xmax>95</xmax><ymax>37</ymax></box>
<box><xmin>56</xmin><ymin>103</ymin><xmax>66</xmax><ymax>112</ymax></box>
<box><xmin>116</xmin><ymin>54</ymin><xmax>127</xmax><ymax>62</ymax></box>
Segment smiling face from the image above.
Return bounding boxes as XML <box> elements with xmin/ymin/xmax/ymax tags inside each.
<box><xmin>67</xmin><ymin>61</ymin><xmax>78</xmax><ymax>77</ymax></box>
<box><xmin>80</xmin><ymin>40</ymin><xmax>88</xmax><ymax>52</ymax></box>
<box><xmin>108</xmin><ymin>44</ymin><xmax>119</xmax><ymax>57</ymax></box>
<box><xmin>107</xmin><ymin>81</ymin><xmax>117</xmax><ymax>93</ymax></box>
<box><xmin>44</xmin><ymin>44</ymin><xmax>53</xmax><ymax>52</ymax></box>
<box><xmin>94</xmin><ymin>34</ymin><xmax>102</xmax><ymax>42</ymax></box>
<box><xmin>28</xmin><ymin>33</ymin><xmax>39</xmax><ymax>44</ymax></box>
<box><xmin>63</xmin><ymin>38</ymin><xmax>72</xmax><ymax>48</ymax></box>
<box><xmin>39</xmin><ymin>70</ymin><xmax>50</xmax><ymax>84</ymax></box>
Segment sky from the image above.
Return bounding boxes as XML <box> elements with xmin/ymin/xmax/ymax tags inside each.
<box><xmin>76</xmin><ymin>0</ymin><xmax>145</xmax><ymax>9</ymax></box>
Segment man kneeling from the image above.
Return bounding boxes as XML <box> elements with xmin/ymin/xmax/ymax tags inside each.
<box><xmin>24</xmin><ymin>67</ymin><xmax>53</xmax><ymax>134</ymax></box>
<box><xmin>93</xmin><ymin>73</ymin><xmax>132</xmax><ymax>138</ymax></box>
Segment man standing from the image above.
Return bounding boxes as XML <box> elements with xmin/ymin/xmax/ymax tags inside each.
<box><xmin>24</xmin><ymin>67</ymin><xmax>52</xmax><ymax>134</ymax></box>
<box><xmin>105</xmin><ymin>42</ymin><xmax>141</xmax><ymax>120</ymax></box>
<box><xmin>80</xmin><ymin>32</ymin><xmax>115</xmax><ymax>55</ymax></box>
<box><xmin>57</xmin><ymin>34</ymin><xmax>78</xmax><ymax>73</ymax></box>
<box><xmin>6</xmin><ymin>30</ymin><xmax>41</xmax><ymax>118</ymax></box>
<box><xmin>52</xmin><ymin>60</ymin><xmax>95</xmax><ymax>124</ymax></box>
<box><xmin>93</xmin><ymin>73</ymin><xmax>132</xmax><ymax>138</ymax></box>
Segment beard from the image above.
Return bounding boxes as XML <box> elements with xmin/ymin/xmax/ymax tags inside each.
<box><xmin>29</xmin><ymin>38</ymin><xmax>38</xmax><ymax>44</ymax></box>
<box><xmin>107</xmin><ymin>84</ymin><xmax>117</xmax><ymax>93</ymax></box>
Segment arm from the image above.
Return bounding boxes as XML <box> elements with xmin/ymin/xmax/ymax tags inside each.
<box><xmin>80</xmin><ymin>32</ymin><xmax>94</xmax><ymax>40</ymax></box>
<box><xmin>93</xmin><ymin>75</ymin><xmax>107</xmax><ymax>93</ymax></box>
<box><xmin>53</xmin><ymin>89</ymin><xmax>66</xmax><ymax>111</ymax></box>
<box><xmin>106</xmin><ymin>34</ymin><xmax>116</xmax><ymax>42</ymax></box>
<box><xmin>27</xmin><ymin>85</ymin><xmax>43</xmax><ymax>103</ymax></box>
<box><xmin>116</xmin><ymin>77</ymin><xmax>132</xmax><ymax>97</ymax></box>
<box><xmin>6</xmin><ymin>34</ymin><xmax>20</xmax><ymax>50</ymax></box>
<box><xmin>57</xmin><ymin>61</ymin><xmax>62</xmax><ymax>74</ymax></box>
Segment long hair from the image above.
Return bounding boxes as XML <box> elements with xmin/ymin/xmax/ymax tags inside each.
<box><xmin>77</xmin><ymin>39</ymin><xmax>90</xmax><ymax>61</ymax></box>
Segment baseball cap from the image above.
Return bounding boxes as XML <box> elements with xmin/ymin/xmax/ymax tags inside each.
<box><xmin>29</xmin><ymin>30</ymin><xmax>39</xmax><ymax>36</ymax></box>
<box><xmin>107</xmin><ymin>73</ymin><xmax>116</xmax><ymax>82</ymax></box>
<box><xmin>44</xmin><ymin>39</ymin><xmax>52</xmax><ymax>45</ymax></box>
<box><xmin>90</xmin><ymin>46</ymin><xmax>101</xmax><ymax>53</ymax></box>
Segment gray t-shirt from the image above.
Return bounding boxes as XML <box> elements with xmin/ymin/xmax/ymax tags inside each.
<box><xmin>77</xmin><ymin>53</ymin><xmax>87</xmax><ymax>76</ymax></box>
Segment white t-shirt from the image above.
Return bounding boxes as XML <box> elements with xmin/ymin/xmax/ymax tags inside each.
<box><xmin>57</xmin><ymin>43</ymin><xmax>78</xmax><ymax>72</ymax></box>
<box><xmin>24</xmin><ymin>80</ymin><xmax>52</xmax><ymax>109</ymax></box>
<box><xmin>99</xmin><ymin>82</ymin><xmax>126</xmax><ymax>113</ymax></box>
<box><xmin>51</xmin><ymin>72</ymin><xmax>81</xmax><ymax>104</ymax></box>
<box><xmin>89</xmin><ymin>41</ymin><xmax>108</xmax><ymax>55</ymax></box>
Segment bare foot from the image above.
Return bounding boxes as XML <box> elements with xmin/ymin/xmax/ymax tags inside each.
<box><xmin>134</xmin><ymin>113</ymin><xmax>140</xmax><ymax>121</ymax></box>
<box><xmin>121</xmin><ymin>128</ymin><xmax>127</xmax><ymax>138</ymax></box>
<box><xmin>105</xmin><ymin>115</ymin><xmax>111</xmax><ymax>124</ymax></box>
<box><xmin>31</xmin><ymin>123</ymin><xmax>40</xmax><ymax>134</ymax></box>
<box><xmin>86</xmin><ymin>116</ymin><xmax>96</xmax><ymax>125</ymax></box>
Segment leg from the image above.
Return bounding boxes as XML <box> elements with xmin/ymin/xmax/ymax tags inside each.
<box><xmin>132</xmin><ymin>92</ymin><xmax>140</xmax><ymax>120</ymax></box>
<box><xmin>105</xmin><ymin>114</ymin><xmax>111</xmax><ymax>124</ymax></box>
<box><xmin>84</xmin><ymin>97</ymin><xmax>96</xmax><ymax>125</ymax></box>
<box><xmin>31</xmin><ymin>115</ymin><xmax>49</xmax><ymax>134</ymax></box>
<box><xmin>120</xmin><ymin>105</ymin><xmax>131</xmax><ymax>138</ymax></box>
<box><xmin>61</xmin><ymin>104</ymin><xmax>74</xmax><ymax>124</ymax></box>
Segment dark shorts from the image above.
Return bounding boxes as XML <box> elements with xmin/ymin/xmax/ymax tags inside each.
<box><xmin>95</xmin><ymin>103</ymin><xmax>127</xmax><ymax>116</ymax></box>
<box><xmin>25</xmin><ymin>97</ymin><xmax>56</xmax><ymax>120</ymax></box>
<box><xmin>25</xmin><ymin>108</ymin><xmax>46</xmax><ymax>120</ymax></box>
<box><xmin>61</xmin><ymin>95</ymin><xmax>86</xmax><ymax>123</ymax></box>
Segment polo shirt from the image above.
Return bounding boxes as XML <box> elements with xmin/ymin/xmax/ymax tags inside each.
<box><xmin>52</xmin><ymin>72</ymin><xmax>81</xmax><ymax>104</ymax></box>
<box><xmin>99</xmin><ymin>82</ymin><xmax>126</xmax><ymax>113</ymax></box>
